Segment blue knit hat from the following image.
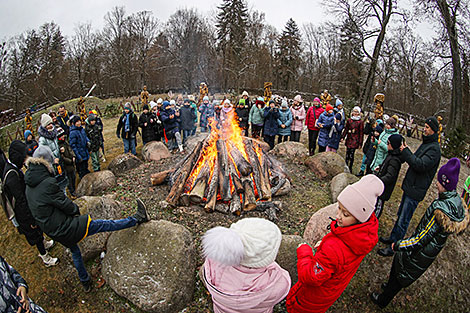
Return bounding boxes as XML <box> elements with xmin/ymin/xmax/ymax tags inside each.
<box><xmin>24</xmin><ymin>130</ymin><xmax>33</xmax><ymax>140</ymax></box>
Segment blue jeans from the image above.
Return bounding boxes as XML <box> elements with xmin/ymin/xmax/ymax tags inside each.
<box><xmin>70</xmin><ymin>217</ymin><xmax>137</xmax><ymax>282</ymax></box>
<box><xmin>123</xmin><ymin>138</ymin><xmax>136</xmax><ymax>155</ymax></box>
<box><xmin>389</xmin><ymin>193</ymin><xmax>420</xmax><ymax>242</ymax></box>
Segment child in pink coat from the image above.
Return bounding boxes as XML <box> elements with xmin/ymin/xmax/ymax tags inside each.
<box><xmin>200</xmin><ymin>217</ymin><xmax>291</xmax><ymax>313</ymax></box>
<box><xmin>290</xmin><ymin>95</ymin><xmax>306</xmax><ymax>142</ymax></box>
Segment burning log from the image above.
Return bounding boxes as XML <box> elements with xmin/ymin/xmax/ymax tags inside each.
<box><xmin>217</xmin><ymin>139</ymin><xmax>231</xmax><ymax>201</ymax></box>
<box><xmin>260</xmin><ymin>153</ymin><xmax>272</xmax><ymax>201</ymax></box>
<box><xmin>150</xmin><ymin>169</ymin><xmax>175</xmax><ymax>186</ymax></box>
<box><xmin>243</xmin><ymin>139</ymin><xmax>263</xmax><ymax>198</ymax></box>
<box><xmin>227</xmin><ymin>155</ymin><xmax>244</xmax><ymax>194</ymax></box>
<box><xmin>166</xmin><ymin>141</ymin><xmax>204</xmax><ymax>206</ymax></box>
<box><xmin>204</xmin><ymin>159</ymin><xmax>219</xmax><ymax>213</ymax></box>
<box><xmin>242</xmin><ymin>178</ymin><xmax>256</xmax><ymax>211</ymax></box>
<box><xmin>227</xmin><ymin>142</ymin><xmax>252</xmax><ymax>176</ymax></box>
<box><xmin>188</xmin><ymin>162</ymin><xmax>211</xmax><ymax>203</ymax></box>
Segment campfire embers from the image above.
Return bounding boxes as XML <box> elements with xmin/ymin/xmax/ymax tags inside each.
<box><xmin>161</xmin><ymin>110</ymin><xmax>289</xmax><ymax>216</ymax></box>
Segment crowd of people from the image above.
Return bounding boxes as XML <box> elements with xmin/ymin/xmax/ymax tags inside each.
<box><xmin>0</xmin><ymin>89</ymin><xmax>468</xmax><ymax>312</ymax></box>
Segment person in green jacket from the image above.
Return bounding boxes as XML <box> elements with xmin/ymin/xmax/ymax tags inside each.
<box><xmin>371</xmin><ymin>158</ymin><xmax>469</xmax><ymax>308</ymax></box>
<box><xmin>24</xmin><ymin>155</ymin><xmax>150</xmax><ymax>292</ymax></box>
<box><xmin>370</xmin><ymin>117</ymin><xmax>399</xmax><ymax>172</ymax></box>
<box><xmin>249</xmin><ymin>97</ymin><xmax>266</xmax><ymax>139</ymax></box>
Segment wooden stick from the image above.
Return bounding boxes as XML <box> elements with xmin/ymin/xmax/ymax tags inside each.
<box><xmin>227</xmin><ymin>154</ymin><xmax>244</xmax><ymax>194</ymax></box>
<box><xmin>188</xmin><ymin>161</ymin><xmax>211</xmax><ymax>203</ymax></box>
<box><xmin>227</xmin><ymin>141</ymin><xmax>252</xmax><ymax>176</ymax></box>
<box><xmin>259</xmin><ymin>152</ymin><xmax>272</xmax><ymax>201</ymax></box>
<box><xmin>150</xmin><ymin>169</ymin><xmax>175</xmax><ymax>186</ymax></box>
<box><xmin>243</xmin><ymin>139</ymin><xmax>263</xmax><ymax>199</ymax></box>
<box><xmin>242</xmin><ymin>178</ymin><xmax>256</xmax><ymax>211</ymax></box>
<box><xmin>217</xmin><ymin>139</ymin><xmax>231</xmax><ymax>201</ymax></box>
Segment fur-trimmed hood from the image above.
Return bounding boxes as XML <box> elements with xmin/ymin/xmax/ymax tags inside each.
<box><xmin>434</xmin><ymin>190</ymin><xmax>469</xmax><ymax>235</ymax></box>
<box><xmin>24</xmin><ymin>157</ymin><xmax>54</xmax><ymax>188</ymax></box>
<box><xmin>435</xmin><ymin>202</ymin><xmax>469</xmax><ymax>235</ymax></box>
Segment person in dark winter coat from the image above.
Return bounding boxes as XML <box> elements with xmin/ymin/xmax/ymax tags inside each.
<box><xmin>371</xmin><ymin>158</ymin><xmax>469</xmax><ymax>308</ymax></box>
<box><xmin>85</xmin><ymin>114</ymin><xmax>103</xmax><ymax>172</ymax></box>
<box><xmin>199</xmin><ymin>96</ymin><xmax>214</xmax><ymax>132</ymax></box>
<box><xmin>306</xmin><ymin>97</ymin><xmax>325</xmax><ymax>155</ymax></box>
<box><xmin>58</xmin><ymin>128</ymin><xmax>76</xmax><ymax>196</ymax></box>
<box><xmin>24</xmin><ymin>130</ymin><xmax>38</xmax><ymax>157</ymax></box>
<box><xmin>365</xmin><ymin>125</ymin><xmax>383</xmax><ymax>175</ymax></box>
<box><xmin>263</xmin><ymin>101</ymin><xmax>280</xmax><ymax>150</ymax></box>
<box><xmin>2</xmin><ymin>141</ymin><xmax>58</xmax><ymax>267</ymax></box>
<box><xmin>357</xmin><ymin>117</ymin><xmax>376</xmax><ymax>177</ymax></box>
<box><xmin>326</xmin><ymin>113</ymin><xmax>345</xmax><ymax>152</ymax></box>
<box><xmin>89</xmin><ymin>110</ymin><xmax>105</xmax><ymax>161</ymax></box>
<box><xmin>378</xmin><ymin>117</ymin><xmax>442</xmax><ymax>257</ymax></box>
<box><xmin>287</xmin><ymin>175</ymin><xmax>384</xmax><ymax>313</ymax></box>
<box><xmin>342</xmin><ymin>106</ymin><xmax>364</xmax><ymax>173</ymax></box>
<box><xmin>139</xmin><ymin>104</ymin><xmax>156</xmax><ymax>145</ymax></box>
<box><xmin>57</xmin><ymin>104</ymin><xmax>70</xmax><ymax>136</ymax></box>
<box><xmin>374</xmin><ymin>134</ymin><xmax>403</xmax><ymax>218</ymax></box>
<box><xmin>316</xmin><ymin>104</ymin><xmax>335</xmax><ymax>152</ymax></box>
<box><xmin>160</xmin><ymin>101</ymin><xmax>184</xmax><ymax>153</ymax></box>
<box><xmin>116</xmin><ymin>103</ymin><xmax>138</xmax><ymax>155</ymax></box>
<box><xmin>179</xmin><ymin>99</ymin><xmax>197</xmax><ymax>144</ymax></box>
<box><xmin>69</xmin><ymin>115</ymin><xmax>90</xmax><ymax>179</ymax></box>
<box><xmin>24</xmin><ymin>155</ymin><xmax>150</xmax><ymax>292</ymax></box>
<box><xmin>235</xmin><ymin>99</ymin><xmax>249</xmax><ymax>136</ymax></box>
<box><xmin>0</xmin><ymin>255</ymin><xmax>48</xmax><ymax>313</ymax></box>
<box><xmin>277</xmin><ymin>100</ymin><xmax>293</xmax><ymax>143</ymax></box>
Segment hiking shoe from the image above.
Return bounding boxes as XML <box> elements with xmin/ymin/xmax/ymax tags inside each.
<box><xmin>39</xmin><ymin>252</ymin><xmax>59</xmax><ymax>267</ymax></box>
<box><xmin>379</xmin><ymin>237</ymin><xmax>393</xmax><ymax>245</ymax></box>
<box><xmin>370</xmin><ymin>292</ymin><xmax>386</xmax><ymax>309</ymax></box>
<box><xmin>43</xmin><ymin>239</ymin><xmax>55</xmax><ymax>250</ymax></box>
<box><xmin>377</xmin><ymin>247</ymin><xmax>394</xmax><ymax>257</ymax></box>
<box><xmin>133</xmin><ymin>198</ymin><xmax>150</xmax><ymax>224</ymax></box>
<box><xmin>81</xmin><ymin>279</ymin><xmax>92</xmax><ymax>293</ymax></box>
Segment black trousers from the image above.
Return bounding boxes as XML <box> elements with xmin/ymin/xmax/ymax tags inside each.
<box><xmin>278</xmin><ymin>135</ymin><xmax>289</xmax><ymax>144</ymax></box>
<box><xmin>345</xmin><ymin>148</ymin><xmax>356</xmax><ymax>172</ymax></box>
<box><xmin>66</xmin><ymin>170</ymin><xmax>76</xmax><ymax>194</ymax></box>
<box><xmin>76</xmin><ymin>159</ymin><xmax>90</xmax><ymax>179</ymax></box>
<box><xmin>290</xmin><ymin>131</ymin><xmax>301</xmax><ymax>142</ymax></box>
<box><xmin>251</xmin><ymin>124</ymin><xmax>263</xmax><ymax>139</ymax></box>
<box><xmin>318</xmin><ymin>145</ymin><xmax>326</xmax><ymax>153</ymax></box>
<box><xmin>377</xmin><ymin>258</ymin><xmax>404</xmax><ymax>307</ymax></box>
<box><xmin>264</xmin><ymin>135</ymin><xmax>275</xmax><ymax>150</ymax></box>
<box><xmin>308</xmin><ymin>129</ymin><xmax>320</xmax><ymax>155</ymax></box>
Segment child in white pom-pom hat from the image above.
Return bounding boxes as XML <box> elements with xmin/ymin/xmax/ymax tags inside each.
<box><xmin>200</xmin><ymin>217</ymin><xmax>291</xmax><ymax>313</ymax></box>
<box><xmin>286</xmin><ymin>174</ymin><xmax>384</xmax><ymax>313</ymax></box>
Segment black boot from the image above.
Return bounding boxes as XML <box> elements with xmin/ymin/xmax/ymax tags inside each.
<box><xmin>132</xmin><ymin>198</ymin><xmax>150</xmax><ymax>224</ymax></box>
<box><xmin>370</xmin><ymin>292</ymin><xmax>387</xmax><ymax>309</ymax></box>
<box><xmin>356</xmin><ymin>170</ymin><xmax>364</xmax><ymax>177</ymax></box>
<box><xmin>81</xmin><ymin>279</ymin><xmax>92</xmax><ymax>293</ymax></box>
<box><xmin>377</xmin><ymin>246</ymin><xmax>394</xmax><ymax>257</ymax></box>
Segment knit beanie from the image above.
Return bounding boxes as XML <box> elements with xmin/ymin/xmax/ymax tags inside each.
<box><xmin>203</xmin><ymin>96</ymin><xmax>209</xmax><ymax>102</ymax></box>
<box><xmin>157</xmin><ymin>98</ymin><xmax>163</xmax><ymax>104</ymax></box>
<box><xmin>170</xmin><ymin>99</ymin><xmax>176</xmax><ymax>106</ymax></box>
<box><xmin>336</xmin><ymin>99</ymin><xmax>343</xmax><ymax>107</ymax></box>
<box><xmin>337</xmin><ymin>174</ymin><xmax>384</xmax><ymax>223</ymax></box>
<box><xmin>238</xmin><ymin>99</ymin><xmax>246</xmax><ymax>106</ymax></box>
<box><xmin>202</xmin><ymin>217</ymin><xmax>282</xmax><ymax>268</ymax></box>
<box><xmin>437</xmin><ymin>158</ymin><xmax>460</xmax><ymax>191</ymax></box>
<box><xmin>313</xmin><ymin>97</ymin><xmax>321</xmax><ymax>104</ymax></box>
<box><xmin>8</xmin><ymin>140</ymin><xmax>26</xmax><ymax>169</ymax></box>
<box><xmin>335</xmin><ymin>113</ymin><xmax>342</xmax><ymax>120</ymax></box>
<box><xmin>56</xmin><ymin>127</ymin><xmax>65</xmax><ymax>138</ymax></box>
<box><xmin>124</xmin><ymin>102</ymin><xmax>132</xmax><ymax>110</ymax></box>
<box><xmin>281</xmin><ymin>100</ymin><xmax>289</xmax><ymax>109</ymax></box>
<box><xmin>69</xmin><ymin>115</ymin><xmax>81</xmax><ymax>125</ymax></box>
<box><xmin>24</xmin><ymin>130</ymin><xmax>33</xmax><ymax>140</ymax></box>
<box><xmin>149</xmin><ymin>101</ymin><xmax>158</xmax><ymax>110</ymax></box>
<box><xmin>425</xmin><ymin>116</ymin><xmax>439</xmax><ymax>133</ymax></box>
<box><xmin>385</xmin><ymin>117</ymin><xmax>397</xmax><ymax>129</ymax></box>
<box><xmin>33</xmin><ymin>145</ymin><xmax>54</xmax><ymax>165</ymax></box>
<box><xmin>352</xmin><ymin>106</ymin><xmax>361</xmax><ymax>114</ymax></box>
<box><xmin>325</xmin><ymin>104</ymin><xmax>334</xmax><ymax>112</ymax></box>
<box><xmin>388</xmin><ymin>134</ymin><xmax>402</xmax><ymax>150</ymax></box>
<box><xmin>41</xmin><ymin>113</ymin><xmax>53</xmax><ymax>128</ymax></box>
<box><xmin>143</xmin><ymin>104</ymin><xmax>149</xmax><ymax>111</ymax></box>
<box><xmin>375</xmin><ymin>125</ymin><xmax>384</xmax><ymax>134</ymax></box>
<box><xmin>162</xmin><ymin>101</ymin><xmax>170</xmax><ymax>110</ymax></box>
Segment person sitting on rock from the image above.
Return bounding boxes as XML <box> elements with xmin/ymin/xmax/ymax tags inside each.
<box><xmin>200</xmin><ymin>217</ymin><xmax>291</xmax><ymax>313</ymax></box>
<box><xmin>371</xmin><ymin>158</ymin><xmax>469</xmax><ymax>308</ymax></box>
<box><xmin>24</xmin><ymin>152</ymin><xmax>150</xmax><ymax>292</ymax></box>
<box><xmin>0</xmin><ymin>255</ymin><xmax>48</xmax><ymax>313</ymax></box>
<box><xmin>286</xmin><ymin>175</ymin><xmax>383</xmax><ymax>313</ymax></box>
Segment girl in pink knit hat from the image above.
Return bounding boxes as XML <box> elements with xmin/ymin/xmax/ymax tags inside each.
<box><xmin>287</xmin><ymin>174</ymin><xmax>384</xmax><ymax>313</ymax></box>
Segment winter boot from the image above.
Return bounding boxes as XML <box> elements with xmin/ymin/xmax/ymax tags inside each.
<box><xmin>43</xmin><ymin>239</ymin><xmax>55</xmax><ymax>250</ymax></box>
<box><xmin>132</xmin><ymin>198</ymin><xmax>149</xmax><ymax>224</ymax></box>
<box><xmin>81</xmin><ymin>279</ymin><xmax>92</xmax><ymax>293</ymax></box>
<box><xmin>178</xmin><ymin>144</ymin><xmax>184</xmax><ymax>153</ymax></box>
<box><xmin>39</xmin><ymin>252</ymin><xmax>59</xmax><ymax>267</ymax></box>
<box><xmin>356</xmin><ymin>170</ymin><xmax>364</xmax><ymax>177</ymax></box>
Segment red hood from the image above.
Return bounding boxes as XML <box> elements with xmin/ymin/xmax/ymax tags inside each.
<box><xmin>330</xmin><ymin>214</ymin><xmax>379</xmax><ymax>255</ymax></box>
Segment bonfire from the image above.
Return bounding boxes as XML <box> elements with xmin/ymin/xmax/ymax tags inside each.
<box><xmin>153</xmin><ymin>107</ymin><xmax>290</xmax><ymax>217</ymax></box>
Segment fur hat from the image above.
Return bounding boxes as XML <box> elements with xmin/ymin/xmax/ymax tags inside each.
<box><xmin>33</xmin><ymin>145</ymin><xmax>54</xmax><ymax>165</ymax></box>
<box><xmin>202</xmin><ymin>217</ymin><xmax>282</xmax><ymax>268</ymax></box>
<box><xmin>8</xmin><ymin>140</ymin><xmax>26</xmax><ymax>169</ymax></box>
<box><xmin>425</xmin><ymin>116</ymin><xmax>439</xmax><ymax>133</ymax></box>
<box><xmin>40</xmin><ymin>114</ymin><xmax>53</xmax><ymax>128</ymax></box>
<box><xmin>388</xmin><ymin>134</ymin><xmax>402</xmax><ymax>150</ymax></box>
<box><xmin>437</xmin><ymin>158</ymin><xmax>460</xmax><ymax>191</ymax></box>
<box><xmin>337</xmin><ymin>174</ymin><xmax>384</xmax><ymax>222</ymax></box>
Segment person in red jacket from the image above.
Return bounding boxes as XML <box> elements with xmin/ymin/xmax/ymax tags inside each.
<box><xmin>306</xmin><ymin>97</ymin><xmax>325</xmax><ymax>156</ymax></box>
<box><xmin>342</xmin><ymin>106</ymin><xmax>364</xmax><ymax>173</ymax></box>
<box><xmin>286</xmin><ymin>174</ymin><xmax>384</xmax><ymax>313</ymax></box>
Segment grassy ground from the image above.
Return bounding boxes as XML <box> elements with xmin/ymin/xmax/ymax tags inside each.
<box><xmin>0</xmin><ymin>102</ymin><xmax>469</xmax><ymax>312</ymax></box>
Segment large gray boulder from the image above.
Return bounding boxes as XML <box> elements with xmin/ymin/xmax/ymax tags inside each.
<box><xmin>329</xmin><ymin>173</ymin><xmax>359</xmax><ymax>202</ymax></box>
<box><xmin>271</xmin><ymin>142</ymin><xmax>309</xmax><ymax>159</ymax></box>
<box><xmin>142</xmin><ymin>141</ymin><xmax>171</xmax><ymax>162</ymax></box>
<box><xmin>102</xmin><ymin>220</ymin><xmax>196</xmax><ymax>313</ymax></box>
<box><xmin>276</xmin><ymin>235</ymin><xmax>304</xmax><ymax>284</ymax></box>
<box><xmin>303</xmin><ymin>203</ymin><xmax>338</xmax><ymax>246</ymax></box>
<box><xmin>108</xmin><ymin>153</ymin><xmax>143</xmax><ymax>176</ymax></box>
<box><xmin>75</xmin><ymin>170</ymin><xmax>117</xmax><ymax>197</ymax></box>
<box><xmin>75</xmin><ymin>195</ymin><xmax>124</xmax><ymax>261</ymax></box>
<box><xmin>305</xmin><ymin>152</ymin><xmax>349</xmax><ymax>180</ymax></box>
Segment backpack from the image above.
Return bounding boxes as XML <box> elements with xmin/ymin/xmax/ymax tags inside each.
<box><xmin>1</xmin><ymin>169</ymin><xmax>19</xmax><ymax>227</ymax></box>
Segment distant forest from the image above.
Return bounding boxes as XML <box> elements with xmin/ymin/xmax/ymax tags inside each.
<box><xmin>0</xmin><ymin>0</ymin><xmax>468</xmax><ymax>131</ymax></box>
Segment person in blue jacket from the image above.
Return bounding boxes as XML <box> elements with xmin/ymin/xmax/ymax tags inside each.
<box><xmin>68</xmin><ymin>115</ymin><xmax>90</xmax><ymax>179</ymax></box>
<box><xmin>277</xmin><ymin>99</ymin><xmax>293</xmax><ymax>143</ymax></box>
<box><xmin>326</xmin><ymin>113</ymin><xmax>345</xmax><ymax>153</ymax></box>
<box><xmin>263</xmin><ymin>100</ymin><xmax>280</xmax><ymax>150</ymax></box>
<box><xmin>316</xmin><ymin>104</ymin><xmax>335</xmax><ymax>152</ymax></box>
<box><xmin>160</xmin><ymin>101</ymin><xmax>184</xmax><ymax>153</ymax></box>
<box><xmin>199</xmin><ymin>96</ymin><xmax>214</xmax><ymax>132</ymax></box>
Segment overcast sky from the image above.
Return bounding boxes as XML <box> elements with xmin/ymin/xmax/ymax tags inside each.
<box><xmin>0</xmin><ymin>0</ymin><xmax>436</xmax><ymax>41</ymax></box>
